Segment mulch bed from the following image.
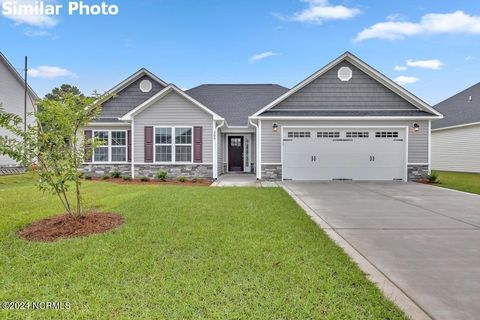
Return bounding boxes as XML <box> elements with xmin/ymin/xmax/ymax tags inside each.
<box><xmin>417</xmin><ymin>179</ymin><xmax>438</xmax><ymax>185</ymax></box>
<box><xmin>87</xmin><ymin>177</ymin><xmax>213</xmax><ymax>186</ymax></box>
<box><xmin>18</xmin><ymin>212</ymin><xmax>123</xmax><ymax>242</ymax></box>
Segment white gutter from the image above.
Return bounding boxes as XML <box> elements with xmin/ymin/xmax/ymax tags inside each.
<box><xmin>213</xmin><ymin>120</ymin><xmax>225</xmax><ymax>180</ymax></box>
<box><xmin>250</xmin><ymin>116</ymin><xmax>443</xmax><ymax>121</ymax></box>
<box><xmin>249</xmin><ymin>118</ymin><xmax>260</xmax><ymax>180</ymax></box>
<box><xmin>431</xmin><ymin>121</ymin><xmax>480</xmax><ymax>132</ymax></box>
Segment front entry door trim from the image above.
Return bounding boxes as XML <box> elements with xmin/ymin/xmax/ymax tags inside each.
<box><xmin>228</xmin><ymin>136</ymin><xmax>244</xmax><ymax>172</ymax></box>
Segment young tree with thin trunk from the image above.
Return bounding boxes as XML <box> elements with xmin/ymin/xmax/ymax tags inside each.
<box><xmin>0</xmin><ymin>90</ymin><xmax>110</xmax><ymax>217</ymax></box>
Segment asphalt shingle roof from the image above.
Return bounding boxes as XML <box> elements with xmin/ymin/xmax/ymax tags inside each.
<box><xmin>433</xmin><ymin>82</ymin><xmax>480</xmax><ymax>129</ymax></box>
<box><xmin>186</xmin><ymin>84</ymin><xmax>289</xmax><ymax>126</ymax></box>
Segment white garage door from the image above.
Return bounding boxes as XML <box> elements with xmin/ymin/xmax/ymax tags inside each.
<box><xmin>283</xmin><ymin>128</ymin><xmax>406</xmax><ymax>181</ymax></box>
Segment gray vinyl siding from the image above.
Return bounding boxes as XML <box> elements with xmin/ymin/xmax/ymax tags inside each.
<box><xmin>100</xmin><ymin>75</ymin><xmax>165</xmax><ymax>119</ymax></box>
<box><xmin>260</xmin><ymin>120</ymin><xmax>429</xmax><ymax>164</ymax></box>
<box><xmin>432</xmin><ymin>125</ymin><xmax>480</xmax><ymax>173</ymax></box>
<box><xmin>133</xmin><ymin>91</ymin><xmax>214</xmax><ymax>163</ymax></box>
<box><xmin>271</xmin><ymin>61</ymin><xmax>418</xmax><ymax>111</ymax></box>
<box><xmin>0</xmin><ymin>59</ymin><xmax>35</xmax><ymax>166</ymax></box>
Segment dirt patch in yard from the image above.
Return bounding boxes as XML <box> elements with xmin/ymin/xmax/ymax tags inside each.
<box><xmin>18</xmin><ymin>212</ymin><xmax>123</xmax><ymax>242</ymax></box>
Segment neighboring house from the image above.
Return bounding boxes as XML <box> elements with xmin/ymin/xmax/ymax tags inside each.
<box><xmin>432</xmin><ymin>83</ymin><xmax>480</xmax><ymax>173</ymax></box>
<box><xmin>0</xmin><ymin>52</ymin><xmax>38</xmax><ymax>168</ymax></box>
<box><xmin>83</xmin><ymin>52</ymin><xmax>442</xmax><ymax>181</ymax></box>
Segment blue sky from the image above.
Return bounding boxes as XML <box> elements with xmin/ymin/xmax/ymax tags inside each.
<box><xmin>1</xmin><ymin>0</ymin><xmax>480</xmax><ymax>105</ymax></box>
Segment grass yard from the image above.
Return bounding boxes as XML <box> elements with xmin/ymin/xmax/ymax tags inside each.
<box><xmin>0</xmin><ymin>174</ymin><xmax>406</xmax><ymax>319</ymax></box>
<box><xmin>433</xmin><ymin>171</ymin><xmax>480</xmax><ymax>195</ymax></box>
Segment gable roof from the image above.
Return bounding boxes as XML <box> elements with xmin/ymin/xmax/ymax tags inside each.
<box><xmin>187</xmin><ymin>84</ymin><xmax>288</xmax><ymax>126</ymax></box>
<box><xmin>97</xmin><ymin>74</ymin><xmax>166</xmax><ymax>122</ymax></box>
<box><xmin>0</xmin><ymin>52</ymin><xmax>38</xmax><ymax>101</ymax></box>
<box><xmin>252</xmin><ymin>52</ymin><xmax>443</xmax><ymax>119</ymax></box>
<box><xmin>104</xmin><ymin>68</ymin><xmax>168</xmax><ymax>97</ymax></box>
<box><xmin>432</xmin><ymin>82</ymin><xmax>480</xmax><ymax>130</ymax></box>
<box><xmin>119</xmin><ymin>84</ymin><xmax>224</xmax><ymax>121</ymax></box>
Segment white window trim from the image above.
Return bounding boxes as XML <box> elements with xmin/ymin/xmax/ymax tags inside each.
<box><xmin>92</xmin><ymin>130</ymin><xmax>128</xmax><ymax>164</ymax></box>
<box><xmin>154</xmin><ymin>126</ymin><xmax>194</xmax><ymax>164</ymax></box>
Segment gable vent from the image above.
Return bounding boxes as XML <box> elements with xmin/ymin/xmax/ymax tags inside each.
<box><xmin>338</xmin><ymin>67</ymin><xmax>352</xmax><ymax>82</ymax></box>
<box><xmin>140</xmin><ymin>79</ymin><xmax>153</xmax><ymax>93</ymax></box>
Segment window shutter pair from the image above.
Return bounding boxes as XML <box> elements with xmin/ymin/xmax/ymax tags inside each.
<box><xmin>143</xmin><ymin>126</ymin><xmax>202</xmax><ymax>163</ymax></box>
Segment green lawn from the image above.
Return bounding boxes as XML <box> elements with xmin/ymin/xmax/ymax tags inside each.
<box><xmin>0</xmin><ymin>174</ymin><xmax>406</xmax><ymax>319</ymax></box>
<box><xmin>434</xmin><ymin>171</ymin><xmax>480</xmax><ymax>195</ymax></box>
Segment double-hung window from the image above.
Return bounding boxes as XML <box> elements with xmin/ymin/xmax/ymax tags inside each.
<box><xmin>93</xmin><ymin>130</ymin><xmax>127</xmax><ymax>163</ymax></box>
<box><xmin>155</xmin><ymin>127</ymin><xmax>193</xmax><ymax>163</ymax></box>
<box><xmin>155</xmin><ymin>128</ymin><xmax>172</xmax><ymax>162</ymax></box>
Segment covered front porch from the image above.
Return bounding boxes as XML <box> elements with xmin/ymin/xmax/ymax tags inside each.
<box><xmin>217</xmin><ymin>129</ymin><xmax>257</xmax><ymax>177</ymax></box>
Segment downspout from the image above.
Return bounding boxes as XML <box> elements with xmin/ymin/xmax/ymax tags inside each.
<box><xmin>249</xmin><ymin>118</ymin><xmax>260</xmax><ymax>180</ymax></box>
<box><xmin>214</xmin><ymin>120</ymin><xmax>225</xmax><ymax>180</ymax></box>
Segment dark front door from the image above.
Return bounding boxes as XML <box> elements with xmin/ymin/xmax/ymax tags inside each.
<box><xmin>228</xmin><ymin>136</ymin><xmax>244</xmax><ymax>172</ymax></box>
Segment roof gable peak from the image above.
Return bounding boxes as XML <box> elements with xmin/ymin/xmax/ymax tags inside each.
<box><xmin>252</xmin><ymin>52</ymin><xmax>442</xmax><ymax>118</ymax></box>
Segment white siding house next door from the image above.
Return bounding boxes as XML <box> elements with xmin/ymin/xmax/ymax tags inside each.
<box><xmin>282</xmin><ymin>127</ymin><xmax>407</xmax><ymax>181</ymax></box>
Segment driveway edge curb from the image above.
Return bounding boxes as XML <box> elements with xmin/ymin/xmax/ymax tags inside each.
<box><xmin>280</xmin><ymin>183</ymin><xmax>433</xmax><ymax>320</ymax></box>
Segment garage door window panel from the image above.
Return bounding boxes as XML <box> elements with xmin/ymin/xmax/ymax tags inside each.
<box><xmin>288</xmin><ymin>131</ymin><xmax>311</xmax><ymax>138</ymax></box>
<box><xmin>376</xmin><ymin>132</ymin><xmax>399</xmax><ymax>138</ymax></box>
<box><xmin>317</xmin><ymin>132</ymin><xmax>340</xmax><ymax>138</ymax></box>
<box><xmin>346</xmin><ymin>132</ymin><xmax>369</xmax><ymax>138</ymax></box>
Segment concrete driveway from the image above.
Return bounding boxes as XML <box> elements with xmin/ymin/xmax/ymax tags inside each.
<box><xmin>282</xmin><ymin>181</ymin><xmax>480</xmax><ymax>320</ymax></box>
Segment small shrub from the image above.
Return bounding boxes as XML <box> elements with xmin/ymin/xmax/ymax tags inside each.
<box><xmin>123</xmin><ymin>176</ymin><xmax>132</xmax><ymax>181</ymax></box>
<box><xmin>177</xmin><ymin>176</ymin><xmax>187</xmax><ymax>183</ymax></box>
<box><xmin>156</xmin><ymin>170</ymin><xmax>168</xmax><ymax>181</ymax></box>
<box><xmin>426</xmin><ymin>172</ymin><xmax>439</xmax><ymax>183</ymax></box>
<box><xmin>140</xmin><ymin>176</ymin><xmax>150</xmax><ymax>182</ymax></box>
<box><xmin>110</xmin><ymin>169</ymin><xmax>122</xmax><ymax>179</ymax></box>
<box><xmin>102</xmin><ymin>174</ymin><xmax>110</xmax><ymax>180</ymax></box>
<box><xmin>84</xmin><ymin>175</ymin><xmax>93</xmax><ymax>180</ymax></box>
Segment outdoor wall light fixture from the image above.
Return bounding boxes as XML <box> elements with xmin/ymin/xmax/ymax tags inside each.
<box><xmin>272</xmin><ymin>123</ymin><xmax>279</xmax><ymax>133</ymax></box>
<box><xmin>413</xmin><ymin>123</ymin><xmax>420</xmax><ymax>132</ymax></box>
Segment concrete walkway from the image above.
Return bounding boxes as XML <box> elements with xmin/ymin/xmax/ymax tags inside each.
<box><xmin>282</xmin><ymin>181</ymin><xmax>480</xmax><ymax>320</ymax></box>
<box><xmin>211</xmin><ymin>174</ymin><xmax>278</xmax><ymax>187</ymax></box>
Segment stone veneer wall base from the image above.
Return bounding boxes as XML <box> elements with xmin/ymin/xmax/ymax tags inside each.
<box><xmin>261</xmin><ymin>165</ymin><xmax>282</xmax><ymax>181</ymax></box>
<box><xmin>135</xmin><ymin>165</ymin><xmax>213</xmax><ymax>179</ymax></box>
<box><xmin>407</xmin><ymin>165</ymin><xmax>429</xmax><ymax>182</ymax></box>
<box><xmin>82</xmin><ymin>164</ymin><xmax>131</xmax><ymax>177</ymax></box>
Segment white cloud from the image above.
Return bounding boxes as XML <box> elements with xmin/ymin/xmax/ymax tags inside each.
<box><xmin>249</xmin><ymin>51</ymin><xmax>278</xmax><ymax>63</ymax></box>
<box><xmin>406</xmin><ymin>59</ymin><xmax>444</xmax><ymax>70</ymax></box>
<box><xmin>0</xmin><ymin>0</ymin><xmax>58</xmax><ymax>27</ymax></box>
<box><xmin>28</xmin><ymin>66</ymin><xmax>76</xmax><ymax>79</ymax></box>
<box><xmin>356</xmin><ymin>11</ymin><xmax>480</xmax><ymax>41</ymax></box>
<box><xmin>277</xmin><ymin>0</ymin><xmax>361</xmax><ymax>24</ymax></box>
<box><xmin>23</xmin><ymin>28</ymin><xmax>57</xmax><ymax>39</ymax></box>
<box><xmin>465</xmin><ymin>55</ymin><xmax>475</xmax><ymax>61</ymax></box>
<box><xmin>394</xmin><ymin>65</ymin><xmax>407</xmax><ymax>71</ymax></box>
<box><xmin>394</xmin><ymin>76</ymin><xmax>419</xmax><ymax>85</ymax></box>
